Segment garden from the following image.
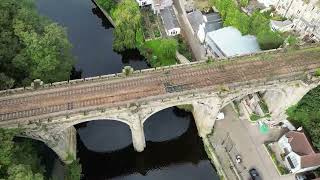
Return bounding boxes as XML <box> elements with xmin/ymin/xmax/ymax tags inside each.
<box><xmin>141</xmin><ymin>8</ymin><xmax>163</xmax><ymax>40</ymax></box>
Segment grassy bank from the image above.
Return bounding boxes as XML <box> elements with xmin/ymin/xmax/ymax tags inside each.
<box><xmin>140</xmin><ymin>38</ymin><xmax>178</xmax><ymax>67</ymax></box>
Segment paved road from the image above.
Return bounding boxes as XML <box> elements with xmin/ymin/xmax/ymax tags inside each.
<box><xmin>210</xmin><ymin>105</ymin><xmax>295</xmax><ymax>180</ymax></box>
<box><xmin>173</xmin><ymin>0</ymin><xmax>206</xmax><ymax>61</ymax></box>
<box><xmin>0</xmin><ymin>46</ymin><xmax>319</xmax><ymax>122</ymax></box>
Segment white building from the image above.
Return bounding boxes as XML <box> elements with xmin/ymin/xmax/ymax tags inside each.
<box><xmin>205</xmin><ymin>27</ymin><xmax>261</xmax><ymax>57</ymax></box>
<box><xmin>197</xmin><ymin>13</ymin><xmax>223</xmax><ymax>43</ymax></box>
<box><xmin>136</xmin><ymin>0</ymin><xmax>173</xmax><ymax>14</ymax></box>
<box><xmin>275</xmin><ymin>0</ymin><xmax>320</xmax><ymax>41</ymax></box>
<box><xmin>278</xmin><ymin>130</ymin><xmax>320</xmax><ymax>173</ymax></box>
<box><xmin>152</xmin><ymin>0</ymin><xmax>173</xmax><ymax>14</ymax></box>
<box><xmin>187</xmin><ymin>11</ymin><xmax>222</xmax><ymax>43</ymax></box>
<box><xmin>136</xmin><ymin>0</ymin><xmax>153</xmax><ymax>6</ymax></box>
<box><xmin>160</xmin><ymin>7</ymin><xmax>181</xmax><ymax>36</ymax></box>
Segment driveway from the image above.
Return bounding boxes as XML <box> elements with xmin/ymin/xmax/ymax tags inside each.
<box><xmin>209</xmin><ymin>105</ymin><xmax>295</xmax><ymax>180</ymax></box>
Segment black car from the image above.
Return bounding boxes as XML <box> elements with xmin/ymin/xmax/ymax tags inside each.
<box><xmin>249</xmin><ymin>168</ymin><xmax>262</xmax><ymax>180</ymax></box>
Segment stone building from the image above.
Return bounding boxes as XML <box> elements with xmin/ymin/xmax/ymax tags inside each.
<box><xmin>275</xmin><ymin>0</ymin><xmax>320</xmax><ymax>41</ymax></box>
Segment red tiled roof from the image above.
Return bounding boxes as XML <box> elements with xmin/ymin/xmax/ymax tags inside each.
<box><xmin>285</xmin><ymin>131</ymin><xmax>320</xmax><ymax>168</ymax></box>
<box><xmin>286</xmin><ymin>131</ymin><xmax>315</xmax><ymax>156</ymax></box>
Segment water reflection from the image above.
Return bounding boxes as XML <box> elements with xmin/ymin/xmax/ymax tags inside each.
<box><xmin>36</xmin><ymin>0</ymin><xmax>149</xmax><ymax>77</ymax></box>
<box><xmin>76</xmin><ymin>107</ymin><xmax>219</xmax><ymax>180</ymax></box>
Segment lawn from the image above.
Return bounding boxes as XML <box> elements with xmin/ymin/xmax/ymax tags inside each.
<box><xmin>140</xmin><ymin>39</ymin><xmax>178</xmax><ymax>67</ymax></box>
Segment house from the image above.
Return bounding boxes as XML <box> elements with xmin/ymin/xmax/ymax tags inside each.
<box><xmin>187</xmin><ymin>10</ymin><xmax>203</xmax><ymax>35</ymax></box>
<box><xmin>160</xmin><ymin>7</ymin><xmax>181</xmax><ymax>36</ymax></box>
<box><xmin>136</xmin><ymin>0</ymin><xmax>153</xmax><ymax>6</ymax></box>
<box><xmin>136</xmin><ymin>0</ymin><xmax>172</xmax><ymax>14</ymax></box>
<box><xmin>278</xmin><ymin>130</ymin><xmax>320</xmax><ymax>173</ymax></box>
<box><xmin>270</xmin><ymin>19</ymin><xmax>294</xmax><ymax>32</ymax></box>
<box><xmin>274</xmin><ymin>0</ymin><xmax>320</xmax><ymax>41</ymax></box>
<box><xmin>187</xmin><ymin>11</ymin><xmax>222</xmax><ymax>42</ymax></box>
<box><xmin>152</xmin><ymin>0</ymin><xmax>173</xmax><ymax>14</ymax></box>
<box><xmin>205</xmin><ymin>26</ymin><xmax>260</xmax><ymax>57</ymax></box>
<box><xmin>197</xmin><ymin>13</ymin><xmax>222</xmax><ymax>43</ymax></box>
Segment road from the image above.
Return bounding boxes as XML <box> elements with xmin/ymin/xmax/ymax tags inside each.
<box><xmin>210</xmin><ymin>105</ymin><xmax>295</xmax><ymax>180</ymax></box>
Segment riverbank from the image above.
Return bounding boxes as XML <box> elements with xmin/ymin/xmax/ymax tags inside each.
<box><xmin>94</xmin><ymin>0</ymin><xmax>193</xmax><ymax>67</ymax></box>
<box><xmin>93</xmin><ymin>0</ymin><xmax>116</xmax><ymax>27</ymax></box>
<box><xmin>203</xmin><ymin>137</ymin><xmax>228</xmax><ymax>180</ymax></box>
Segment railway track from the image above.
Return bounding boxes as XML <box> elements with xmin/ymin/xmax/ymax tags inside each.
<box><xmin>1</xmin><ymin>48</ymin><xmax>320</xmax><ymax>122</ymax></box>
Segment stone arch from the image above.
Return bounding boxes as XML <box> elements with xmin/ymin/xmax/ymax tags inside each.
<box><xmin>221</xmin><ymin>86</ymin><xmax>286</xmax><ymax>109</ymax></box>
<box><xmin>141</xmin><ymin>102</ymin><xmax>194</xmax><ymax>125</ymax></box>
<box><xmin>56</xmin><ymin>115</ymin><xmax>132</xmax><ymax>134</ymax></box>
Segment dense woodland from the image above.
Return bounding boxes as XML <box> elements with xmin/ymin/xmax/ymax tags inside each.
<box><xmin>0</xmin><ymin>0</ymin><xmax>81</xmax><ymax>179</ymax></box>
<box><xmin>0</xmin><ymin>0</ymin><xmax>74</xmax><ymax>90</ymax></box>
<box><xmin>287</xmin><ymin>86</ymin><xmax>320</xmax><ymax>150</ymax></box>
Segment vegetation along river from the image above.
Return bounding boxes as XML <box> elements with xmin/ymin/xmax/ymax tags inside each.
<box><xmin>35</xmin><ymin>0</ymin><xmax>219</xmax><ymax>179</ymax></box>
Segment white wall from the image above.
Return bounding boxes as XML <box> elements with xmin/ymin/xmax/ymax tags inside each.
<box><xmin>136</xmin><ymin>0</ymin><xmax>153</xmax><ymax>6</ymax></box>
<box><xmin>197</xmin><ymin>23</ymin><xmax>206</xmax><ymax>43</ymax></box>
<box><xmin>167</xmin><ymin>28</ymin><xmax>181</xmax><ymax>36</ymax></box>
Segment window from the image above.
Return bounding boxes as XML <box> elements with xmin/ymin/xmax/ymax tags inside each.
<box><xmin>287</xmin><ymin>157</ymin><xmax>295</xmax><ymax>169</ymax></box>
<box><xmin>297</xmin><ymin>10</ymin><xmax>300</xmax><ymax>14</ymax></box>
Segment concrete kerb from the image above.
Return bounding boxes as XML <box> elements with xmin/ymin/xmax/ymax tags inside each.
<box><xmin>203</xmin><ymin>137</ymin><xmax>230</xmax><ymax>180</ymax></box>
<box><xmin>263</xmin><ymin>144</ymin><xmax>291</xmax><ymax>177</ymax></box>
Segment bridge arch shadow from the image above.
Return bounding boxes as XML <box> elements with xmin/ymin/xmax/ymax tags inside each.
<box><xmin>142</xmin><ymin>105</ymin><xmax>194</xmax><ymax>143</ymax></box>
<box><xmin>75</xmin><ymin>119</ymin><xmax>133</xmax><ymax>153</ymax></box>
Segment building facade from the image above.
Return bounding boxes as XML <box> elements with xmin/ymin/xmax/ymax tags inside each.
<box><xmin>278</xmin><ymin>130</ymin><xmax>320</xmax><ymax>173</ymax></box>
<box><xmin>275</xmin><ymin>0</ymin><xmax>320</xmax><ymax>41</ymax></box>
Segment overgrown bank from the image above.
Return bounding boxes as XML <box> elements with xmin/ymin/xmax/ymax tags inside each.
<box><xmin>287</xmin><ymin>86</ymin><xmax>320</xmax><ymax>150</ymax></box>
<box><xmin>96</xmin><ymin>0</ymin><xmax>187</xmax><ymax>67</ymax></box>
<box><xmin>0</xmin><ymin>0</ymin><xmax>75</xmax><ymax>90</ymax></box>
<box><xmin>0</xmin><ymin>129</ymin><xmax>82</xmax><ymax>180</ymax></box>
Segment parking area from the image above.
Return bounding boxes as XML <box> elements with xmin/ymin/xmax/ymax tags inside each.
<box><xmin>209</xmin><ymin>105</ymin><xmax>295</xmax><ymax>180</ymax></box>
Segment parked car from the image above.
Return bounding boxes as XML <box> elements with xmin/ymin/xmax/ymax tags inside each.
<box><xmin>249</xmin><ymin>168</ymin><xmax>262</xmax><ymax>180</ymax></box>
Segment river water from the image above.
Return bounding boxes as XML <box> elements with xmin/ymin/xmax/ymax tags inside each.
<box><xmin>35</xmin><ymin>0</ymin><xmax>219</xmax><ymax>179</ymax></box>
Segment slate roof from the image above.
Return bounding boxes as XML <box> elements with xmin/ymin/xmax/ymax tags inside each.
<box><xmin>203</xmin><ymin>13</ymin><xmax>221</xmax><ymax>23</ymax></box>
<box><xmin>187</xmin><ymin>10</ymin><xmax>203</xmax><ymax>33</ymax></box>
<box><xmin>160</xmin><ymin>7</ymin><xmax>179</xmax><ymax>30</ymax></box>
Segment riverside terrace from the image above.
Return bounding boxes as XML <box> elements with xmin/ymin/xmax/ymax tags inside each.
<box><xmin>0</xmin><ymin>44</ymin><xmax>320</xmax><ymax>163</ymax></box>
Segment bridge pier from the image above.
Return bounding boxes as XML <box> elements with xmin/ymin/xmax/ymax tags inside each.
<box><xmin>47</xmin><ymin>126</ymin><xmax>77</xmax><ymax>164</ymax></box>
<box><xmin>130</xmin><ymin>118</ymin><xmax>146</xmax><ymax>152</ymax></box>
<box><xmin>192</xmin><ymin>97</ymin><xmax>222</xmax><ymax>138</ymax></box>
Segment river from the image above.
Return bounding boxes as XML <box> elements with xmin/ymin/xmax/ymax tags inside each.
<box><xmin>35</xmin><ymin>0</ymin><xmax>219</xmax><ymax>179</ymax></box>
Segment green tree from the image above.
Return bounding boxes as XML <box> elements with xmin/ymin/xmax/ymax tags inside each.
<box><xmin>0</xmin><ymin>129</ymin><xmax>16</xmax><ymax>176</ymax></box>
<box><xmin>257</xmin><ymin>30</ymin><xmax>284</xmax><ymax>50</ymax></box>
<box><xmin>287</xmin><ymin>86</ymin><xmax>320</xmax><ymax>150</ymax></box>
<box><xmin>0</xmin><ymin>0</ymin><xmax>75</xmax><ymax>89</ymax></box>
<box><xmin>7</xmin><ymin>164</ymin><xmax>43</xmax><ymax>180</ymax></box>
<box><xmin>97</xmin><ymin>0</ymin><xmax>116</xmax><ymax>12</ymax></box>
<box><xmin>112</xmin><ymin>0</ymin><xmax>142</xmax><ymax>51</ymax></box>
<box><xmin>65</xmin><ymin>160</ymin><xmax>82</xmax><ymax>180</ymax></box>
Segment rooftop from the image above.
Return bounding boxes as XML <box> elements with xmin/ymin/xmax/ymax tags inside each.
<box><xmin>206</xmin><ymin>26</ymin><xmax>260</xmax><ymax>57</ymax></box>
<box><xmin>187</xmin><ymin>10</ymin><xmax>203</xmax><ymax>33</ymax></box>
<box><xmin>160</xmin><ymin>7</ymin><xmax>179</xmax><ymax>30</ymax></box>
<box><xmin>285</xmin><ymin>130</ymin><xmax>320</xmax><ymax>168</ymax></box>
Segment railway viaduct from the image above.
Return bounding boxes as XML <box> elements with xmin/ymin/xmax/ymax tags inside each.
<box><xmin>1</xmin><ymin>45</ymin><xmax>320</xmax><ymax>163</ymax></box>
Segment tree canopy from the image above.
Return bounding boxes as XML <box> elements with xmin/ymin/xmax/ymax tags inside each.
<box><xmin>287</xmin><ymin>86</ymin><xmax>320</xmax><ymax>150</ymax></box>
<box><xmin>210</xmin><ymin>0</ymin><xmax>285</xmax><ymax>50</ymax></box>
<box><xmin>111</xmin><ymin>0</ymin><xmax>142</xmax><ymax>51</ymax></box>
<box><xmin>0</xmin><ymin>0</ymin><xmax>74</xmax><ymax>90</ymax></box>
